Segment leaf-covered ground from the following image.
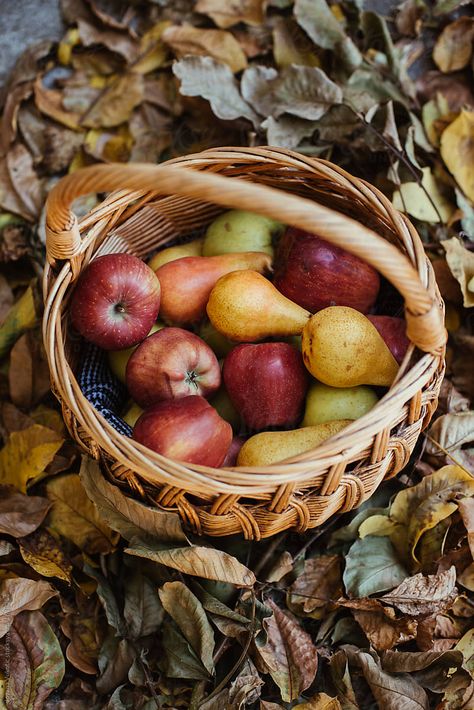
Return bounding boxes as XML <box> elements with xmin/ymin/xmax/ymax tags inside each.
<box><xmin>0</xmin><ymin>0</ymin><xmax>473</xmax><ymax>708</ymax></box>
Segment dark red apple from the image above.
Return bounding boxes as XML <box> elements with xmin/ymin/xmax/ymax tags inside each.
<box><xmin>274</xmin><ymin>227</ymin><xmax>380</xmax><ymax>314</ymax></box>
<box><xmin>126</xmin><ymin>327</ymin><xmax>221</xmax><ymax>408</ymax></box>
<box><xmin>133</xmin><ymin>395</ymin><xmax>232</xmax><ymax>466</ymax></box>
<box><xmin>70</xmin><ymin>253</ymin><xmax>161</xmax><ymax>350</ymax></box>
<box><xmin>368</xmin><ymin>315</ymin><xmax>410</xmax><ymax>364</ymax></box>
<box><xmin>222</xmin><ymin>436</ymin><xmax>246</xmax><ymax>467</ymax></box>
<box><xmin>223</xmin><ymin>342</ymin><xmax>308</xmax><ymax>430</ymax></box>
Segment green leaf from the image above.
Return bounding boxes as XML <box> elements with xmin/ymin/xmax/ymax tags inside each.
<box><xmin>161</xmin><ymin>619</ymin><xmax>210</xmax><ymax>680</ymax></box>
<box><xmin>0</xmin><ymin>284</ymin><xmax>39</xmax><ymax>360</ymax></box>
<box><xmin>159</xmin><ymin>581</ymin><xmax>215</xmax><ymax>675</ymax></box>
<box><xmin>0</xmin><ymin>425</ymin><xmax>63</xmax><ymax>493</ymax></box>
<box><xmin>5</xmin><ymin>610</ymin><xmax>65</xmax><ymax>709</ymax></box>
<box><xmin>343</xmin><ymin>536</ymin><xmax>409</xmax><ymax>598</ymax></box>
<box><xmin>191</xmin><ymin>581</ymin><xmax>250</xmax><ymax>624</ymax></box>
<box><xmin>84</xmin><ymin>564</ymin><xmax>125</xmax><ymax>636</ymax></box>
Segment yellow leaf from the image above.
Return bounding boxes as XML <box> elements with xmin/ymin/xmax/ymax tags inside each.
<box><xmin>442</xmin><ymin>237</ymin><xmax>474</xmax><ymax>308</ymax></box>
<box><xmin>80</xmin><ymin>73</ymin><xmax>145</xmax><ymax>129</ymax></box>
<box><xmin>195</xmin><ymin>0</ymin><xmax>265</xmax><ymax>28</ymax></box>
<box><xmin>440</xmin><ymin>109</ymin><xmax>474</xmax><ymax>202</ymax></box>
<box><xmin>162</xmin><ymin>25</ymin><xmax>248</xmax><ymax>73</ymax></box>
<box><xmin>455</xmin><ymin>627</ymin><xmax>474</xmax><ymax>661</ymax></box>
<box><xmin>297</xmin><ymin>693</ymin><xmax>342</xmax><ymax>710</ymax></box>
<box><xmin>358</xmin><ymin>514</ymin><xmax>399</xmax><ymax>538</ymax></box>
<box><xmin>19</xmin><ymin>528</ymin><xmax>73</xmax><ymax>583</ymax></box>
<box><xmin>57</xmin><ymin>27</ymin><xmax>80</xmax><ymax>66</ymax></box>
<box><xmin>392</xmin><ymin>167</ymin><xmax>454</xmax><ymax>223</ymax></box>
<box><xmin>46</xmin><ymin>474</ymin><xmax>119</xmax><ymax>554</ymax></box>
<box><xmin>134</xmin><ymin>21</ymin><xmax>171</xmax><ymax>74</ymax></box>
<box><xmin>272</xmin><ymin>18</ymin><xmax>321</xmax><ymax>69</ymax></box>
<box><xmin>0</xmin><ymin>425</ymin><xmax>63</xmax><ymax>492</ymax></box>
<box><xmin>0</xmin><ymin>284</ymin><xmax>39</xmax><ymax>359</ymax></box>
<box><xmin>433</xmin><ymin>17</ymin><xmax>474</xmax><ymax>73</ymax></box>
<box><xmin>30</xmin><ymin>405</ymin><xmax>65</xmax><ymax>437</ymax></box>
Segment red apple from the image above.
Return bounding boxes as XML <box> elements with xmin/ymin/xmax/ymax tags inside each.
<box><xmin>126</xmin><ymin>327</ymin><xmax>221</xmax><ymax>408</ymax></box>
<box><xmin>133</xmin><ymin>395</ymin><xmax>232</xmax><ymax>467</ymax></box>
<box><xmin>222</xmin><ymin>436</ymin><xmax>246</xmax><ymax>467</ymax></box>
<box><xmin>274</xmin><ymin>227</ymin><xmax>380</xmax><ymax>314</ymax></box>
<box><xmin>70</xmin><ymin>253</ymin><xmax>161</xmax><ymax>350</ymax></box>
<box><xmin>223</xmin><ymin>342</ymin><xmax>308</xmax><ymax>430</ymax></box>
<box><xmin>367</xmin><ymin>316</ymin><xmax>410</xmax><ymax>364</ymax></box>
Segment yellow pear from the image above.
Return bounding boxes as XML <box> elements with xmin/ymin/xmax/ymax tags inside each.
<box><xmin>207</xmin><ymin>271</ymin><xmax>311</xmax><ymax>342</ymax></box>
<box><xmin>123</xmin><ymin>402</ymin><xmax>144</xmax><ymax>428</ymax></box>
<box><xmin>302</xmin><ymin>381</ymin><xmax>378</xmax><ymax>426</ymax></box>
<box><xmin>147</xmin><ymin>238</ymin><xmax>203</xmax><ymax>271</ymax></box>
<box><xmin>237</xmin><ymin>420</ymin><xmax>350</xmax><ymax>467</ymax></box>
<box><xmin>302</xmin><ymin>306</ymin><xmax>399</xmax><ymax>387</ymax></box>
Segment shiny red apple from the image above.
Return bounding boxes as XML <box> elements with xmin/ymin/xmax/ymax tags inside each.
<box><xmin>133</xmin><ymin>395</ymin><xmax>232</xmax><ymax>466</ymax></box>
<box><xmin>368</xmin><ymin>316</ymin><xmax>410</xmax><ymax>364</ymax></box>
<box><xmin>274</xmin><ymin>227</ymin><xmax>380</xmax><ymax>314</ymax></box>
<box><xmin>70</xmin><ymin>253</ymin><xmax>161</xmax><ymax>350</ymax></box>
<box><xmin>223</xmin><ymin>342</ymin><xmax>308</xmax><ymax>430</ymax></box>
<box><xmin>126</xmin><ymin>327</ymin><xmax>221</xmax><ymax>408</ymax></box>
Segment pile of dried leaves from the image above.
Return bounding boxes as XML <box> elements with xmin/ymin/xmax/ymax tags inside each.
<box><xmin>0</xmin><ymin>0</ymin><xmax>474</xmax><ymax>707</ymax></box>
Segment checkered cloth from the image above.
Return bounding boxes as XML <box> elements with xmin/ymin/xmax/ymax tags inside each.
<box><xmin>77</xmin><ymin>342</ymin><xmax>133</xmax><ymax>437</ymax></box>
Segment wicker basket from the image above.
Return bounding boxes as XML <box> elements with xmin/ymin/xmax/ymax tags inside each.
<box><xmin>43</xmin><ymin>147</ymin><xmax>446</xmax><ymax>540</ymax></box>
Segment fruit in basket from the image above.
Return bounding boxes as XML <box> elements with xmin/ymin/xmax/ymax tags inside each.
<box><xmin>223</xmin><ymin>342</ymin><xmax>308</xmax><ymax>430</ymax></box>
<box><xmin>123</xmin><ymin>402</ymin><xmax>144</xmax><ymax>427</ymax></box>
<box><xmin>156</xmin><ymin>252</ymin><xmax>272</xmax><ymax>324</ymax></box>
<box><xmin>302</xmin><ymin>381</ymin><xmax>378</xmax><ymax>426</ymax></box>
<box><xmin>108</xmin><ymin>322</ymin><xmax>164</xmax><ymax>383</ymax></box>
<box><xmin>203</xmin><ymin>209</ymin><xmax>284</xmax><ymax>257</ymax></box>
<box><xmin>126</xmin><ymin>327</ymin><xmax>221</xmax><ymax>408</ymax></box>
<box><xmin>133</xmin><ymin>395</ymin><xmax>232</xmax><ymax>466</ymax></box>
<box><xmin>302</xmin><ymin>306</ymin><xmax>399</xmax><ymax>387</ymax></box>
<box><xmin>222</xmin><ymin>436</ymin><xmax>246</xmax><ymax>466</ymax></box>
<box><xmin>207</xmin><ymin>271</ymin><xmax>310</xmax><ymax>342</ymax></box>
<box><xmin>367</xmin><ymin>315</ymin><xmax>410</xmax><ymax>364</ymax></box>
<box><xmin>199</xmin><ymin>320</ymin><xmax>235</xmax><ymax>357</ymax></box>
<box><xmin>274</xmin><ymin>227</ymin><xmax>380</xmax><ymax>313</ymax></box>
<box><xmin>70</xmin><ymin>253</ymin><xmax>161</xmax><ymax>350</ymax></box>
<box><xmin>210</xmin><ymin>386</ymin><xmax>241</xmax><ymax>432</ymax></box>
<box><xmin>147</xmin><ymin>238</ymin><xmax>204</xmax><ymax>271</ymax></box>
<box><xmin>237</xmin><ymin>420</ymin><xmax>350</xmax><ymax>466</ymax></box>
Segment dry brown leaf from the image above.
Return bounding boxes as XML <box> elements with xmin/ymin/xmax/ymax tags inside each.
<box><xmin>459</xmin><ymin>498</ymin><xmax>474</xmax><ymax>558</ymax></box>
<box><xmin>442</xmin><ymin>238</ymin><xmax>474</xmax><ymax>307</ymax></box>
<box><xmin>441</xmin><ymin>110</ymin><xmax>474</xmax><ymax>202</ymax></box>
<box><xmin>9</xmin><ymin>331</ymin><xmax>51</xmax><ymax>410</ymax></box>
<box><xmin>61</xmin><ymin>593</ymin><xmax>104</xmax><ymax>675</ymax></box>
<box><xmin>33</xmin><ymin>76</ymin><xmax>81</xmax><ymax>130</ymax></box>
<box><xmin>427</xmin><ymin>410</ymin><xmax>474</xmax><ymax>463</ymax></box>
<box><xmin>433</xmin><ymin>17</ymin><xmax>474</xmax><ymax>73</ymax></box>
<box><xmin>340</xmin><ymin>599</ymin><xmax>418</xmax><ymax>651</ymax></box>
<box><xmin>381</xmin><ymin>567</ymin><xmax>457</xmax><ymax>616</ymax></box>
<box><xmin>288</xmin><ymin>556</ymin><xmax>342</xmax><ymax>617</ymax></box>
<box><xmin>195</xmin><ymin>0</ymin><xmax>265</xmax><ymax>28</ymax></box>
<box><xmin>45</xmin><ymin>474</ymin><xmax>118</xmax><ymax>554</ymax></box>
<box><xmin>0</xmin><ymin>223</ymin><xmax>30</xmax><ymax>261</ymax></box>
<box><xmin>265</xmin><ymin>551</ymin><xmax>294</xmax><ymax>583</ymax></box>
<box><xmin>80</xmin><ymin>72</ymin><xmax>144</xmax><ymax>128</ymax></box>
<box><xmin>0</xmin><ymin>485</ymin><xmax>50</xmax><ymax>538</ymax></box>
<box><xmin>0</xmin><ymin>424</ymin><xmax>63</xmax><ymax>492</ymax></box>
<box><xmin>0</xmin><ymin>283</ymin><xmax>39</xmax><ymax>360</ymax></box>
<box><xmin>0</xmin><ymin>82</ymin><xmax>33</xmax><ymax>152</ymax></box>
<box><xmin>272</xmin><ymin>17</ymin><xmax>320</xmax><ymax>68</ymax></box>
<box><xmin>77</xmin><ymin>19</ymin><xmax>138</xmax><ymax>63</ymax></box>
<box><xmin>257</xmin><ymin>599</ymin><xmax>318</xmax><ymax>702</ymax></box>
<box><xmin>0</xmin><ymin>577</ymin><xmax>57</xmax><ymax>637</ymax></box>
<box><xmin>163</xmin><ymin>25</ymin><xmax>248</xmax><ymax>73</ymax></box>
<box><xmin>297</xmin><ymin>693</ymin><xmax>342</xmax><ymax>709</ymax></box>
<box><xmin>6</xmin><ymin>144</ymin><xmax>42</xmax><ymax>221</ymax></box>
<box><xmin>0</xmin><ymin>275</ymin><xmax>13</xmax><ymax>323</ymax></box>
<box><xmin>19</xmin><ymin>528</ymin><xmax>73</xmax><ymax>584</ymax></box>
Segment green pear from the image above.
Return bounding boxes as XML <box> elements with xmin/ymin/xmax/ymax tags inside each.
<box><xmin>123</xmin><ymin>402</ymin><xmax>144</xmax><ymax>427</ymax></box>
<box><xmin>210</xmin><ymin>386</ymin><xmax>241</xmax><ymax>432</ymax></box>
<box><xmin>199</xmin><ymin>320</ymin><xmax>235</xmax><ymax>358</ymax></box>
<box><xmin>302</xmin><ymin>381</ymin><xmax>378</xmax><ymax>426</ymax></box>
<box><xmin>147</xmin><ymin>238</ymin><xmax>203</xmax><ymax>271</ymax></box>
<box><xmin>108</xmin><ymin>322</ymin><xmax>164</xmax><ymax>383</ymax></box>
<box><xmin>237</xmin><ymin>420</ymin><xmax>350</xmax><ymax>467</ymax></box>
<box><xmin>203</xmin><ymin>210</ymin><xmax>284</xmax><ymax>258</ymax></box>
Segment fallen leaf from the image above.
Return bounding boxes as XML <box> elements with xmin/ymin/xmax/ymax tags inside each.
<box><xmin>272</xmin><ymin>17</ymin><xmax>320</xmax><ymax>68</ymax></box>
<box><xmin>195</xmin><ymin>0</ymin><xmax>265</xmax><ymax>28</ymax></box>
<box><xmin>123</xmin><ymin>570</ymin><xmax>163</xmax><ymax>640</ymax></box>
<box><xmin>4</xmin><ymin>611</ymin><xmax>65</xmax><ymax>709</ymax></box>
<box><xmin>264</xmin><ymin>551</ymin><xmax>294</xmax><ymax>583</ymax></box>
<box><xmin>77</xmin><ymin>19</ymin><xmax>137</xmax><ymax>63</ymax></box>
<box><xmin>161</xmin><ymin>619</ymin><xmax>210</xmax><ymax>681</ymax></box>
<box><xmin>392</xmin><ymin>166</ymin><xmax>454</xmax><ymax>223</ymax></box>
<box><xmin>133</xmin><ymin>21</ymin><xmax>170</xmax><ymax>75</ymax></box>
<box><xmin>159</xmin><ymin>581</ymin><xmax>215</xmax><ymax>676</ymax></box>
<box><xmin>19</xmin><ymin>528</ymin><xmax>73</xmax><ymax>583</ymax></box>
<box><xmin>83</xmin><ymin>565</ymin><xmax>124</xmax><ymax>636</ymax></box>
<box><xmin>442</xmin><ymin>238</ymin><xmax>474</xmax><ymax>307</ymax></box>
<box><xmin>173</xmin><ymin>56</ymin><xmax>259</xmax><ymax>127</ymax></box>
<box><xmin>433</xmin><ymin>17</ymin><xmax>474</xmax><ymax>73</ymax></box>
<box><xmin>0</xmin><ymin>578</ymin><xmax>57</xmax><ymax>638</ymax></box>
<box><xmin>294</xmin><ymin>0</ymin><xmax>362</xmax><ymax>71</ymax></box>
<box><xmin>441</xmin><ymin>109</ymin><xmax>474</xmax><ymax>202</ymax></box>
<box><xmin>297</xmin><ymin>693</ymin><xmax>342</xmax><ymax>709</ymax></box>
<box><xmin>5</xmin><ymin>143</ymin><xmax>43</xmax><ymax>221</ymax></box>
<box><xmin>287</xmin><ymin>555</ymin><xmax>342</xmax><ymax>617</ymax></box>
<box><xmin>192</xmin><ymin>581</ymin><xmax>249</xmax><ymax>623</ymax></box>
<box><xmin>79</xmin><ymin>455</ymin><xmax>186</xmax><ymax>543</ymax></box>
<box><xmin>33</xmin><ymin>76</ymin><xmax>81</xmax><ymax>130</ymax></box>
<box><xmin>343</xmin><ymin>536</ymin><xmax>409</xmax><ymax>598</ymax></box>
<box><xmin>0</xmin><ymin>159</ymin><xmax>32</xmax><ymax>221</ymax></box>
<box><xmin>0</xmin><ymin>284</ymin><xmax>39</xmax><ymax>360</ymax></box>
<box><xmin>381</xmin><ymin>567</ymin><xmax>457</xmax><ymax>616</ymax></box>
<box><xmin>96</xmin><ymin>632</ymin><xmax>135</xmax><ymax>695</ymax></box>
<box><xmin>0</xmin><ymin>425</ymin><xmax>63</xmax><ymax>492</ymax></box>
<box><xmin>352</xmin><ymin>606</ymin><xmax>417</xmax><ymax>651</ymax></box>
<box><xmin>262</xmin><ymin>115</ymin><xmax>318</xmax><ymax>150</ymax></box>
<box><xmin>389</xmin><ymin>465</ymin><xmax>474</xmax><ymax>561</ymax></box>
<box><xmin>61</xmin><ymin>593</ymin><xmax>104</xmax><ymax>675</ymax></box>
<box><xmin>163</xmin><ymin>26</ymin><xmax>247</xmax><ymax>74</ymax></box>
<box><xmin>459</xmin><ymin>498</ymin><xmax>474</xmax><ymax>558</ymax></box>
<box><xmin>0</xmin><ymin>486</ymin><xmax>50</xmax><ymax>538</ymax></box>
<box><xmin>241</xmin><ymin>65</ymin><xmax>342</xmax><ymax>120</ymax></box>
<box><xmin>45</xmin><ymin>474</ymin><xmax>118</xmax><ymax>555</ymax></box>
<box><xmin>9</xmin><ymin>331</ymin><xmax>51</xmax><ymax>410</ymax></box>
<box><xmin>80</xmin><ymin>73</ymin><xmax>144</xmax><ymax>129</ymax></box>
<box><xmin>129</xmin><ymin>104</ymin><xmax>172</xmax><ymax>163</ymax></box>
<box><xmin>0</xmin><ymin>275</ymin><xmax>13</xmax><ymax>323</ymax></box>
<box><xmin>381</xmin><ymin>649</ymin><xmax>470</xmax><ymax>693</ymax></box>
<box><xmin>358</xmin><ymin>514</ymin><xmax>398</xmax><ymax>538</ymax></box>
<box><xmin>126</xmin><ymin>541</ymin><xmax>255</xmax><ymax>587</ymax></box>
<box><xmin>256</xmin><ymin>599</ymin><xmax>318</xmax><ymax>702</ymax></box>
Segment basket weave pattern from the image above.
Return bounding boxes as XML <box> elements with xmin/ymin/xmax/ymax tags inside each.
<box><xmin>43</xmin><ymin>147</ymin><xmax>446</xmax><ymax>540</ymax></box>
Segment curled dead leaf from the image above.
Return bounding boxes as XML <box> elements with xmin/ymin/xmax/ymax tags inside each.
<box><xmin>0</xmin><ymin>485</ymin><xmax>50</xmax><ymax>538</ymax></box>
<box><xmin>441</xmin><ymin>110</ymin><xmax>474</xmax><ymax>202</ymax></box>
<box><xmin>381</xmin><ymin>567</ymin><xmax>457</xmax><ymax>616</ymax></box>
<box><xmin>433</xmin><ymin>17</ymin><xmax>474</xmax><ymax>73</ymax></box>
<box><xmin>288</xmin><ymin>555</ymin><xmax>342</xmax><ymax>617</ymax></box>
<box><xmin>19</xmin><ymin>528</ymin><xmax>73</xmax><ymax>584</ymax></box>
<box><xmin>195</xmin><ymin>0</ymin><xmax>265</xmax><ymax>28</ymax></box>
<box><xmin>442</xmin><ymin>238</ymin><xmax>474</xmax><ymax>308</ymax></box>
<box><xmin>0</xmin><ymin>578</ymin><xmax>57</xmax><ymax>638</ymax></box>
<box><xmin>163</xmin><ymin>25</ymin><xmax>247</xmax><ymax>73</ymax></box>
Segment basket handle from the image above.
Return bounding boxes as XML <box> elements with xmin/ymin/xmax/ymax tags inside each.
<box><xmin>45</xmin><ymin>161</ymin><xmax>446</xmax><ymax>355</ymax></box>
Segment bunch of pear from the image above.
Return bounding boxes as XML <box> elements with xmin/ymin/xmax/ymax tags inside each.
<box><xmin>111</xmin><ymin>209</ymin><xmax>408</xmax><ymax>468</ymax></box>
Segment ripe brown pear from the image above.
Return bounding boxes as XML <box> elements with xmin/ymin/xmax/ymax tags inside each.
<box><xmin>302</xmin><ymin>306</ymin><xmax>399</xmax><ymax>387</ymax></box>
<box><xmin>207</xmin><ymin>271</ymin><xmax>311</xmax><ymax>342</ymax></box>
<box><xmin>156</xmin><ymin>253</ymin><xmax>272</xmax><ymax>324</ymax></box>
<box><xmin>237</xmin><ymin>420</ymin><xmax>350</xmax><ymax>467</ymax></box>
